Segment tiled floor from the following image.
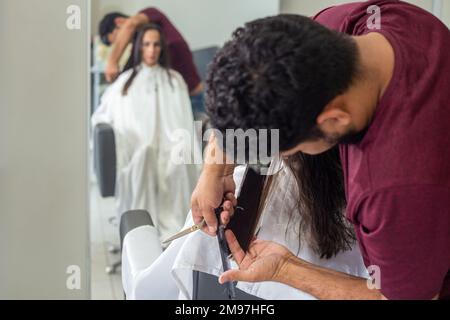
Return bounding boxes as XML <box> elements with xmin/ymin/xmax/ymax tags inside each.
<box><xmin>89</xmin><ymin>179</ymin><xmax>124</xmax><ymax>300</ymax></box>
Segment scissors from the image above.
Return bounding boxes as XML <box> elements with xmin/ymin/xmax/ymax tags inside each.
<box><xmin>163</xmin><ymin>205</ymin><xmax>238</xmax><ymax>299</ymax></box>
<box><xmin>162</xmin><ymin>206</ymin><xmax>243</xmax><ymax>244</ymax></box>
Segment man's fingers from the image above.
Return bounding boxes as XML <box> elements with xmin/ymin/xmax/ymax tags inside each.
<box><xmin>108</xmin><ymin>74</ymin><xmax>117</xmax><ymax>82</ymax></box>
<box><xmin>224</xmin><ymin>192</ymin><xmax>237</xmax><ymax>206</ymax></box>
<box><xmin>191</xmin><ymin>203</ymin><xmax>202</xmax><ymax>225</ymax></box>
<box><xmin>220</xmin><ymin>211</ymin><xmax>231</xmax><ymax>225</ymax></box>
<box><xmin>105</xmin><ymin>71</ymin><xmax>118</xmax><ymax>83</ymax></box>
<box><xmin>225</xmin><ymin>230</ymin><xmax>245</xmax><ymax>265</ymax></box>
<box><xmin>219</xmin><ymin>269</ymin><xmax>254</xmax><ymax>284</ymax></box>
<box><xmin>223</xmin><ymin>200</ymin><xmax>235</xmax><ymax>216</ymax></box>
<box><xmin>220</xmin><ymin>199</ymin><xmax>235</xmax><ymax>225</ymax></box>
<box><xmin>202</xmin><ymin>207</ymin><xmax>218</xmax><ymax>234</ymax></box>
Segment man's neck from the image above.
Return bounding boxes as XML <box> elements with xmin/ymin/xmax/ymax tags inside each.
<box><xmin>347</xmin><ymin>32</ymin><xmax>395</xmax><ymax>130</ymax></box>
<box><xmin>356</xmin><ymin>32</ymin><xmax>395</xmax><ymax>96</ymax></box>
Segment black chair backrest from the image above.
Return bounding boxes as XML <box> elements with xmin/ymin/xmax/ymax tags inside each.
<box><xmin>119</xmin><ymin>210</ymin><xmax>154</xmax><ymax>249</ymax></box>
<box><xmin>93</xmin><ymin>123</ymin><xmax>116</xmax><ymax>198</ymax></box>
<box><xmin>192</xmin><ymin>271</ymin><xmax>262</xmax><ymax>300</ymax></box>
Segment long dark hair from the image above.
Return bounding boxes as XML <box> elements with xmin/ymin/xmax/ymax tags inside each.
<box><xmin>259</xmin><ymin>147</ymin><xmax>355</xmax><ymax>259</ymax></box>
<box><xmin>122</xmin><ymin>23</ymin><xmax>171</xmax><ymax>96</ymax></box>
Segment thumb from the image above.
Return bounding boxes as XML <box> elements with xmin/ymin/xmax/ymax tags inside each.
<box><xmin>219</xmin><ymin>269</ymin><xmax>253</xmax><ymax>284</ymax></box>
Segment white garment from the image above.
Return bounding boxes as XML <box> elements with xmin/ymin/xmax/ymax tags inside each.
<box><xmin>92</xmin><ymin>64</ymin><xmax>201</xmax><ymax>242</ymax></box>
<box><xmin>130</xmin><ymin>162</ymin><xmax>369</xmax><ymax>300</ymax></box>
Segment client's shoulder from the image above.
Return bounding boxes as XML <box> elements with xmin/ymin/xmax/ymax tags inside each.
<box><xmin>118</xmin><ymin>69</ymin><xmax>135</xmax><ymax>81</ymax></box>
<box><xmin>167</xmin><ymin>68</ymin><xmax>188</xmax><ymax>88</ymax></box>
<box><xmin>109</xmin><ymin>69</ymin><xmax>135</xmax><ymax>89</ymax></box>
<box><xmin>167</xmin><ymin>68</ymin><xmax>183</xmax><ymax>80</ymax></box>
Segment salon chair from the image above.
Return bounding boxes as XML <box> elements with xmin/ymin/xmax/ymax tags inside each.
<box><xmin>120</xmin><ymin>210</ymin><xmax>163</xmax><ymax>299</ymax></box>
<box><xmin>93</xmin><ymin>123</ymin><xmax>116</xmax><ymax>198</ymax></box>
<box><xmin>93</xmin><ymin>123</ymin><xmax>121</xmax><ymax>274</ymax></box>
<box><xmin>119</xmin><ymin>208</ymin><xmax>260</xmax><ymax>300</ymax></box>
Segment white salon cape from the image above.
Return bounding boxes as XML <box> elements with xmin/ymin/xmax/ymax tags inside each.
<box><xmin>128</xmin><ymin>161</ymin><xmax>369</xmax><ymax>300</ymax></box>
<box><xmin>92</xmin><ymin>64</ymin><xmax>201</xmax><ymax>242</ymax></box>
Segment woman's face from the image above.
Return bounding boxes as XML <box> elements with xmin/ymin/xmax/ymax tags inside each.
<box><xmin>141</xmin><ymin>30</ymin><xmax>162</xmax><ymax>67</ymax></box>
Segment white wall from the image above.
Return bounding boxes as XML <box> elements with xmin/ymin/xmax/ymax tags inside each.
<box><xmin>280</xmin><ymin>0</ymin><xmax>449</xmax><ymax>27</ymax></box>
<box><xmin>91</xmin><ymin>0</ymin><xmax>280</xmax><ymax>49</ymax></box>
<box><xmin>0</xmin><ymin>0</ymin><xmax>90</xmax><ymax>299</ymax></box>
<box><xmin>440</xmin><ymin>0</ymin><xmax>450</xmax><ymax>27</ymax></box>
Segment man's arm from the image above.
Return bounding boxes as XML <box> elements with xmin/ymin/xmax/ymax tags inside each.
<box><xmin>278</xmin><ymin>184</ymin><xmax>447</xmax><ymax>300</ymax></box>
<box><xmin>219</xmin><ymin>229</ymin><xmax>384</xmax><ymax>300</ymax></box>
<box><xmin>219</xmin><ymin>226</ymin><xmax>442</xmax><ymax>300</ymax></box>
<box><xmin>278</xmin><ymin>255</ymin><xmax>383</xmax><ymax>300</ymax></box>
<box><xmin>105</xmin><ymin>13</ymin><xmax>148</xmax><ymax>82</ymax></box>
<box><xmin>279</xmin><ymin>257</ymin><xmax>440</xmax><ymax>299</ymax></box>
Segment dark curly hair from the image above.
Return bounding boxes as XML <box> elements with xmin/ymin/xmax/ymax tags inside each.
<box><xmin>207</xmin><ymin>15</ymin><xmax>358</xmax><ymax>258</ymax></box>
<box><xmin>205</xmin><ymin>14</ymin><xmax>359</xmax><ymax>153</ymax></box>
<box><xmin>99</xmin><ymin>12</ymin><xmax>129</xmax><ymax>46</ymax></box>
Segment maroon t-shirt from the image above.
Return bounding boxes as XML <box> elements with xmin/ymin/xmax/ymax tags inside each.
<box><xmin>140</xmin><ymin>7</ymin><xmax>201</xmax><ymax>92</ymax></box>
<box><xmin>314</xmin><ymin>0</ymin><xmax>450</xmax><ymax>299</ymax></box>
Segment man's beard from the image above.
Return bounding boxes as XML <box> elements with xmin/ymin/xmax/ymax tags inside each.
<box><xmin>312</xmin><ymin>126</ymin><xmax>368</xmax><ymax>146</ymax></box>
<box><xmin>335</xmin><ymin>127</ymin><xmax>368</xmax><ymax>145</ymax></box>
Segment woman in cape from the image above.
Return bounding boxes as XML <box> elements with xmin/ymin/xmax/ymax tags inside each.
<box><xmin>92</xmin><ymin>24</ymin><xmax>201</xmax><ymax>243</ymax></box>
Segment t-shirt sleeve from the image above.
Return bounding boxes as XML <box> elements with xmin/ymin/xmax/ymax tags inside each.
<box><xmin>139</xmin><ymin>7</ymin><xmax>201</xmax><ymax>92</ymax></box>
<box><xmin>168</xmin><ymin>42</ymin><xmax>201</xmax><ymax>93</ymax></box>
<box><xmin>139</xmin><ymin>7</ymin><xmax>163</xmax><ymax>24</ymax></box>
<box><xmin>356</xmin><ymin>185</ymin><xmax>450</xmax><ymax>299</ymax></box>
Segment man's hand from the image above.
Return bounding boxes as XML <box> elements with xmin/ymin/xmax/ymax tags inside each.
<box><xmin>218</xmin><ymin>230</ymin><xmax>294</xmax><ymax>284</ymax></box>
<box><xmin>219</xmin><ymin>231</ymin><xmax>390</xmax><ymax>300</ymax></box>
<box><xmin>191</xmin><ymin>170</ymin><xmax>237</xmax><ymax>236</ymax></box>
<box><xmin>105</xmin><ymin>61</ymin><xmax>120</xmax><ymax>82</ymax></box>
